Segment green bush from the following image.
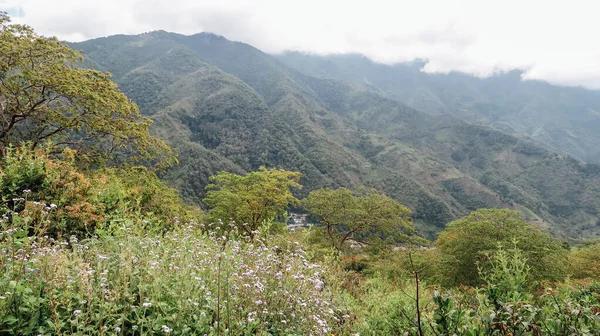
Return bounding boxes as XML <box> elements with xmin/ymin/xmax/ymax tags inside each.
<box><xmin>0</xmin><ymin>145</ymin><xmax>194</xmax><ymax>238</ymax></box>
<box><xmin>435</xmin><ymin>208</ymin><xmax>568</xmax><ymax>286</ymax></box>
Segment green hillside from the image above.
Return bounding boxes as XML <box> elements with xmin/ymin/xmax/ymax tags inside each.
<box><xmin>277</xmin><ymin>52</ymin><xmax>600</xmax><ymax>163</ymax></box>
<box><xmin>70</xmin><ymin>32</ymin><xmax>600</xmax><ymax>239</ymax></box>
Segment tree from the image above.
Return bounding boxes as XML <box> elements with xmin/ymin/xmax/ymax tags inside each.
<box><xmin>0</xmin><ymin>12</ymin><xmax>174</xmax><ymax>166</ymax></box>
<box><xmin>303</xmin><ymin>187</ymin><xmax>414</xmax><ymax>253</ymax></box>
<box><xmin>435</xmin><ymin>208</ymin><xmax>567</xmax><ymax>286</ymax></box>
<box><xmin>203</xmin><ymin>167</ymin><xmax>301</xmax><ymax>236</ymax></box>
<box><xmin>568</xmin><ymin>241</ymin><xmax>600</xmax><ymax>279</ymax></box>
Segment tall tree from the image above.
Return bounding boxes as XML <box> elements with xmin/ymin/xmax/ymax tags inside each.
<box><xmin>203</xmin><ymin>167</ymin><xmax>302</xmax><ymax>236</ymax></box>
<box><xmin>0</xmin><ymin>12</ymin><xmax>173</xmax><ymax>166</ymax></box>
<box><xmin>303</xmin><ymin>187</ymin><xmax>414</xmax><ymax>253</ymax></box>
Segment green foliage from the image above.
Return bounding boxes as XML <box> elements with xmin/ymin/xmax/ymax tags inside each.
<box><xmin>0</xmin><ymin>223</ymin><xmax>344</xmax><ymax>335</ymax></box>
<box><xmin>354</xmin><ymin>277</ymin><xmax>430</xmax><ymax>335</ymax></box>
<box><xmin>278</xmin><ymin>51</ymin><xmax>600</xmax><ymax>164</ymax></box>
<box><xmin>203</xmin><ymin>167</ymin><xmax>301</xmax><ymax>236</ymax></box>
<box><xmin>0</xmin><ymin>12</ymin><xmax>174</xmax><ymax>166</ymax></box>
<box><xmin>68</xmin><ymin>30</ymin><xmax>600</xmax><ymax>238</ymax></box>
<box><xmin>569</xmin><ymin>241</ymin><xmax>600</xmax><ymax>280</ymax></box>
<box><xmin>369</xmin><ymin>247</ymin><xmax>442</xmax><ymax>284</ymax></box>
<box><xmin>303</xmin><ymin>187</ymin><xmax>415</xmax><ymax>253</ymax></box>
<box><xmin>356</xmin><ymin>247</ymin><xmax>600</xmax><ymax>335</ymax></box>
<box><xmin>435</xmin><ymin>208</ymin><xmax>568</xmax><ymax>286</ymax></box>
<box><xmin>0</xmin><ymin>145</ymin><xmax>191</xmax><ymax>237</ymax></box>
<box><xmin>480</xmin><ymin>246</ymin><xmax>534</xmax><ymax>308</ymax></box>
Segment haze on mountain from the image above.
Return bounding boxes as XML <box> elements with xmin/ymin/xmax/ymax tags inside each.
<box><xmin>6</xmin><ymin>0</ymin><xmax>600</xmax><ymax>239</ymax></box>
<box><xmin>5</xmin><ymin>0</ymin><xmax>600</xmax><ymax>88</ymax></box>
<box><xmin>64</xmin><ymin>30</ymin><xmax>600</xmax><ymax>240</ymax></box>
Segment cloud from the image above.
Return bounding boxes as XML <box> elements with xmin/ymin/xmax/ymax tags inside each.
<box><xmin>2</xmin><ymin>0</ymin><xmax>600</xmax><ymax>89</ymax></box>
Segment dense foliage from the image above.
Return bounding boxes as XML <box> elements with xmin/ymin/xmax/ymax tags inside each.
<box><xmin>0</xmin><ymin>145</ymin><xmax>192</xmax><ymax>238</ymax></box>
<box><xmin>69</xmin><ymin>30</ymin><xmax>600</xmax><ymax>239</ymax></box>
<box><xmin>303</xmin><ymin>187</ymin><xmax>415</xmax><ymax>253</ymax></box>
<box><xmin>278</xmin><ymin>51</ymin><xmax>600</xmax><ymax>164</ymax></box>
<box><xmin>203</xmin><ymin>167</ymin><xmax>301</xmax><ymax>236</ymax></box>
<box><xmin>436</xmin><ymin>209</ymin><xmax>568</xmax><ymax>286</ymax></box>
<box><xmin>3</xmin><ymin>15</ymin><xmax>600</xmax><ymax>336</ymax></box>
<box><xmin>0</xmin><ymin>13</ymin><xmax>173</xmax><ymax>167</ymax></box>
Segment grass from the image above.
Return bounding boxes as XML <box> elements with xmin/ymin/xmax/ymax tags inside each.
<box><xmin>0</xmin><ymin>220</ymin><xmax>345</xmax><ymax>335</ymax></box>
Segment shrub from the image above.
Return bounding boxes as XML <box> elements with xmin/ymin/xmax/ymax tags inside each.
<box><xmin>0</xmin><ymin>145</ymin><xmax>193</xmax><ymax>238</ymax></box>
<box><xmin>569</xmin><ymin>241</ymin><xmax>600</xmax><ymax>280</ymax></box>
<box><xmin>435</xmin><ymin>208</ymin><xmax>568</xmax><ymax>286</ymax></box>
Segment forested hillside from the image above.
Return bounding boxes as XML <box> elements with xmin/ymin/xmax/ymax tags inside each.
<box><xmin>277</xmin><ymin>52</ymin><xmax>600</xmax><ymax>163</ymax></box>
<box><xmin>70</xmin><ymin>31</ymin><xmax>600</xmax><ymax>239</ymax></box>
<box><xmin>5</xmin><ymin>13</ymin><xmax>600</xmax><ymax>335</ymax></box>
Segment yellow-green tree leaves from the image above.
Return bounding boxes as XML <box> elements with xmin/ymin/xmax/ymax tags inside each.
<box><xmin>435</xmin><ymin>208</ymin><xmax>567</xmax><ymax>286</ymax></box>
<box><xmin>0</xmin><ymin>12</ymin><xmax>174</xmax><ymax>167</ymax></box>
<box><xmin>303</xmin><ymin>187</ymin><xmax>414</xmax><ymax>253</ymax></box>
<box><xmin>203</xmin><ymin>167</ymin><xmax>301</xmax><ymax>236</ymax></box>
<box><xmin>568</xmin><ymin>241</ymin><xmax>600</xmax><ymax>280</ymax></box>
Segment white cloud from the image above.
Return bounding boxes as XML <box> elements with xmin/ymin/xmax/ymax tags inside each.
<box><xmin>2</xmin><ymin>0</ymin><xmax>600</xmax><ymax>89</ymax></box>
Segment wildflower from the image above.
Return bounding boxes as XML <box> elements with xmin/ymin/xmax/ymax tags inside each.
<box><xmin>50</xmin><ymin>203</ymin><xmax>57</xmax><ymax>208</ymax></box>
<box><xmin>115</xmin><ymin>327</ymin><xmax>121</xmax><ymax>332</ymax></box>
<box><xmin>143</xmin><ymin>302</ymin><xmax>152</xmax><ymax>308</ymax></box>
<box><xmin>162</xmin><ymin>325</ymin><xmax>172</xmax><ymax>333</ymax></box>
<box><xmin>23</xmin><ymin>189</ymin><xmax>31</xmax><ymax>194</ymax></box>
<box><xmin>73</xmin><ymin>310</ymin><xmax>82</xmax><ymax>315</ymax></box>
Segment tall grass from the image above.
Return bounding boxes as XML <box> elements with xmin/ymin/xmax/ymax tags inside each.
<box><xmin>3</xmin><ymin>206</ymin><xmax>600</xmax><ymax>335</ymax></box>
<box><xmin>0</xmin><ymin>216</ymin><xmax>345</xmax><ymax>335</ymax></box>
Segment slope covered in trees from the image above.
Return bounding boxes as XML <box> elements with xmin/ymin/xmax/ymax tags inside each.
<box><xmin>277</xmin><ymin>52</ymin><xmax>600</xmax><ymax>163</ymax></box>
<box><xmin>4</xmin><ymin>15</ymin><xmax>600</xmax><ymax>334</ymax></box>
<box><xmin>69</xmin><ymin>31</ymin><xmax>600</xmax><ymax>239</ymax></box>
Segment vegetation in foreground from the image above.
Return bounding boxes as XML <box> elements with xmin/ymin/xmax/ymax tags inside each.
<box><xmin>2</xmin><ymin>11</ymin><xmax>600</xmax><ymax>335</ymax></box>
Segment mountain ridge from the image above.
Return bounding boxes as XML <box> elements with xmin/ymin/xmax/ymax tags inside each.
<box><xmin>69</xmin><ymin>31</ymin><xmax>600</xmax><ymax>239</ymax></box>
<box><xmin>276</xmin><ymin>51</ymin><xmax>600</xmax><ymax>163</ymax></box>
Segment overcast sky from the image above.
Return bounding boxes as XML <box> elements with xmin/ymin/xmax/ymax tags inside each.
<box><xmin>2</xmin><ymin>0</ymin><xmax>600</xmax><ymax>89</ymax></box>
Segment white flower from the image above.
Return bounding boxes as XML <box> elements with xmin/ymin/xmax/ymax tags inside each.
<box><xmin>73</xmin><ymin>310</ymin><xmax>82</xmax><ymax>315</ymax></box>
<box><xmin>162</xmin><ymin>325</ymin><xmax>172</xmax><ymax>333</ymax></box>
<box><xmin>142</xmin><ymin>302</ymin><xmax>152</xmax><ymax>308</ymax></box>
<box><xmin>50</xmin><ymin>204</ymin><xmax>57</xmax><ymax>208</ymax></box>
<box><xmin>115</xmin><ymin>327</ymin><xmax>121</xmax><ymax>332</ymax></box>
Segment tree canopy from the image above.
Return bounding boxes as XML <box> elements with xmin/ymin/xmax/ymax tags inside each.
<box><xmin>0</xmin><ymin>12</ymin><xmax>173</xmax><ymax>166</ymax></box>
<box><xmin>203</xmin><ymin>167</ymin><xmax>302</xmax><ymax>236</ymax></box>
<box><xmin>435</xmin><ymin>208</ymin><xmax>568</xmax><ymax>286</ymax></box>
<box><xmin>303</xmin><ymin>187</ymin><xmax>414</xmax><ymax>253</ymax></box>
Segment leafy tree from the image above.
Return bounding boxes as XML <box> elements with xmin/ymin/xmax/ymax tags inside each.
<box><xmin>303</xmin><ymin>187</ymin><xmax>414</xmax><ymax>253</ymax></box>
<box><xmin>203</xmin><ymin>167</ymin><xmax>301</xmax><ymax>236</ymax></box>
<box><xmin>0</xmin><ymin>12</ymin><xmax>173</xmax><ymax>166</ymax></box>
<box><xmin>568</xmin><ymin>241</ymin><xmax>600</xmax><ymax>279</ymax></box>
<box><xmin>435</xmin><ymin>208</ymin><xmax>567</xmax><ymax>286</ymax></box>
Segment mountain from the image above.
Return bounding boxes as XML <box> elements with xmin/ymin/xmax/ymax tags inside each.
<box><xmin>276</xmin><ymin>52</ymin><xmax>600</xmax><ymax>163</ymax></box>
<box><xmin>69</xmin><ymin>32</ymin><xmax>600</xmax><ymax>239</ymax></box>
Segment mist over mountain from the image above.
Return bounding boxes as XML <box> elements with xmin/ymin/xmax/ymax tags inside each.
<box><xmin>70</xmin><ymin>31</ymin><xmax>600</xmax><ymax>239</ymax></box>
<box><xmin>277</xmin><ymin>52</ymin><xmax>600</xmax><ymax>163</ymax></box>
